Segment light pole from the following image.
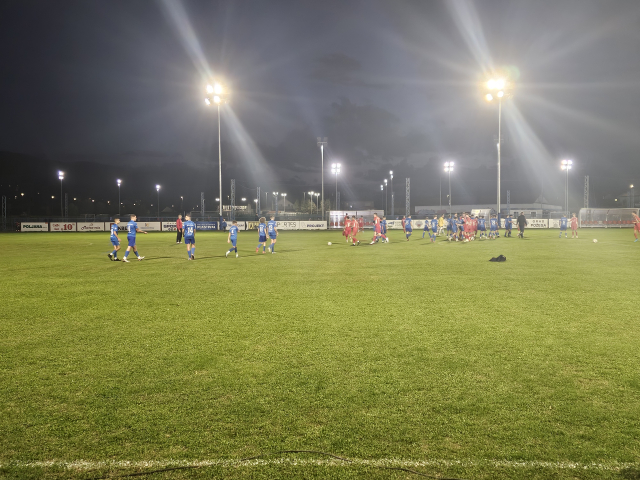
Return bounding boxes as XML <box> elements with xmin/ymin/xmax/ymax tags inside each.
<box><xmin>117</xmin><ymin>179</ymin><xmax>122</xmax><ymax>216</ymax></box>
<box><xmin>561</xmin><ymin>160</ymin><xmax>572</xmax><ymax>215</ymax></box>
<box><xmin>308</xmin><ymin>191</ymin><xmax>314</xmax><ymax>213</ymax></box>
<box><xmin>444</xmin><ymin>161</ymin><xmax>454</xmax><ymax>217</ymax></box>
<box><xmin>484</xmin><ymin>77</ymin><xmax>511</xmax><ymax>220</ymax></box>
<box><xmin>317</xmin><ymin>137</ymin><xmax>328</xmax><ymax>220</ymax></box>
<box><xmin>58</xmin><ymin>171</ymin><xmax>64</xmax><ymax>218</ymax></box>
<box><xmin>384</xmin><ymin>178</ymin><xmax>388</xmax><ymax>215</ymax></box>
<box><xmin>331</xmin><ymin>163</ymin><xmax>341</xmax><ymax>210</ymax></box>
<box><xmin>205</xmin><ymin>82</ymin><xmax>227</xmax><ymax>219</ymax></box>
<box><xmin>156</xmin><ymin>185</ymin><xmax>161</xmax><ymax>219</ymax></box>
<box><xmin>390</xmin><ymin>170</ymin><xmax>394</xmax><ymax>217</ymax></box>
<box><xmin>631</xmin><ymin>184</ymin><xmax>635</xmax><ymax>208</ymax></box>
<box><xmin>273</xmin><ymin>192</ymin><xmax>279</xmax><ymax>217</ymax></box>
<box><xmin>314</xmin><ymin>192</ymin><xmax>320</xmax><ymax>213</ymax></box>
<box><xmin>180</xmin><ymin>195</ymin><xmax>184</xmax><ymax>216</ymax></box>
<box><xmin>281</xmin><ymin>193</ymin><xmax>287</xmax><ymax>213</ymax></box>
<box><xmin>380</xmin><ymin>184</ymin><xmax>384</xmax><ymax>209</ymax></box>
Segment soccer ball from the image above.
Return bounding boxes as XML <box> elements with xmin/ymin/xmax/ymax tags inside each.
<box><xmin>327</xmin><ymin>242</ymin><xmax>332</xmax><ymax>246</ymax></box>
<box><xmin>593</xmin><ymin>239</ymin><xmax>598</xmax><ymax>243</ymax></box>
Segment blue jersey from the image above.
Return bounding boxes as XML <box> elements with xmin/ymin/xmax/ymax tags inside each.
<box><xmin>405</xmin><ymin>218</ymin><xmax>412</xmax><ymax>230</ymax></box>
<box><xmin>505</xmin><ymin>218</ymin><xmax>512</xmax><ymax>228</ymax></box>
<box><xmin>560</xmin><ymin>217</ymin><xmax>568</xmax><ymax>229</ymax></box>
<box><xmin>457</xmin><ymin>219</ymin><xmax>464</xmax><ymax>229</ymax></box>
<box><xmin>423</xmin><ymin>220</ymin><xmax>429</xmax><ymax>230</ymax></box>
<box><xmin>478</xmin><ymin>218</ymin><xmax>486</xmax><ymax>230</ymax></box>
<box><xmin>183</xmin><ymin>220</ymin><xmax>196</xmax><ymax>237</ymax></box>
<box><xmin>490</xmin><ymin>218</ymin><xmax>498</xmax><ymax>230</ymax></box>
<box><xmin>447</xmin><ymin>218</ymin><xmax>453</xmax><ymax>229</ymax></box>
<box><xmin>229</xmin><ymin>225</ymin><xmax>238</xmax><ymax>239</ymax></box>
<box><xmin>267</xmin><ymin>220</ymin><xmax>277</xmax><ymax>236</ymax></box>
<box><xmin>381</xmin><ymin>220</ymin><xmax>387</xmax><ymax>233</ymax></box>
<box><xmin>258</xmin><ymin>223</ymin><xmax>267</xmax><ymax>237</ymax></box>
<box><xmin>431</xmin><ymin>218</ymin><xmax>438</xmax><ymax>231</ymax></box>
<box><xmin>126</xmin><ymin>220</ymin><xmax>137</xmax><ymax>237</ymax></box>
<box><xmin>110</xmin><ymin>223</ymin><xmax>119</xmax><ymax>238</ymax></box>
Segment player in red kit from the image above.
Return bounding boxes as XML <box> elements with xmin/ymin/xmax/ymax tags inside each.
<box><xmin>633</xmin><ymin>212</ymin><xmax>640</xmax><ymax>242</ymax></box>
<box><xmin>350</xmin><ymin>216</ymin><xmax>360</xmax><ymax>246</ymax></box>
<box><xmin>570</xmin><ymin>213</ymin><xmax>579</xmax><ymax>238</ymax></box>
<box><xmin>343</xmin><ymin>214</ymin><xmax>351</xmax><ymax>242</ymax></box>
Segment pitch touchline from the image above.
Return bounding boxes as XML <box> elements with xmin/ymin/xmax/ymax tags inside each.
<box><xmin>3</xmin><ymin>458</ymin><xmax>636</xmax><ymax>471</ymax></box>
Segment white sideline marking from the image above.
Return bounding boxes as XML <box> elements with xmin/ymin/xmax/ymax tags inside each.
<box><xmin>1</xmin><ymin>458</ymin><xmax>636</xmax><ymax>472</ymax></box>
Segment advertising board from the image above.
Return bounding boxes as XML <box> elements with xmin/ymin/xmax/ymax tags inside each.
<box><xmin>50</xmin><ymin>222</ymin><xmax>76</xmax><ymax>232</ymax></box>
<box><xmin>298</xmin><ymin>221</ymin><xmax>327</xmax><ymax>230</ymax></box>
<box><xmin>20</xmin><ymin>222</ymin><xmax>48</xmax><ymax>232</ymax></box>
<box><xmin>195</xmin><ymin>221</ymin><xmax>218</xmax><ymax>231</ymax></box>
<box><xmin>77</xmin><ymin>222</ymin><xmax>104</xmax><ymax>232</ymax></box>
<box><xmin>162</xmin><ymin>222</ymin><xmax>177</xmax><ymax>231</ymax></box>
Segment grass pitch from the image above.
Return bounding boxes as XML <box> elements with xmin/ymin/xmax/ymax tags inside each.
<box><xmin>1</xmin><ymin>228</ymin><xmax>639</xmax><ymax>479</ymax></box>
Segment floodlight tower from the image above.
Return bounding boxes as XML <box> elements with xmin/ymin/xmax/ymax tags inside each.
<box><xmin>156</xmin><ymin>185</ymin><xmax>161</xmax><ymax>219</ymax></box>
<box><xmin>444</xmin><ymin>161</ymin><xmax>454</xmax><ymax>217</ymax></box>
<box><xmin>560</xmin><ymin>160</ymin><xmax>573</xmax><ymax>215</ymax></box>
<box><xmin>384</xmin><ymin>178</ymin><xmax>388</xmax><ymax>215</ymax></box>
<box><xmin>205</xmin><ymin>81</ymin><xmax>228</xmax><ymax>219</ymax></box>
<box><xmin>58</xmin><ymin>171</ymin><xmax>64</xmax><ymax>218</ymax></box>
<box><xmin>281</xmin><ymin>193</ymin><xmax>287</xmax><ymax>213</ymax></box>
<box><xmin>314</xmin><ymin>192</ymin><xmax>320</xmax><ymax>213</ymax></box>
<box><xmin>317</xmin><ymin>137</ymin><xmax>328</xmax><ymax>220</ymax></box>
<box><xmin>117</xmin><ymin>179</ymin><xmax>122</xmax><ymax>216</ymax></box>
<box><xmin>273</xmin><ymin>192</ymin><xmax>279</xmax><ymax>217</ymax></box>
<box><xmin>484</xmin><ymin>77</ymin><xmax>512</xmax><ymax>220</ymax></box>
<box><xmin>331</xmin><ymin>163</ymin><xmax>341</xmax><ymax>210</ymax></box>
<box><xmin>389</xmin><ymin>171</ymin><xmax>394</xmax><ymax>217</ymax></box>
<box><xmin>631</xmin><ymin>184</ymin><xmax>635</xmax><ymax>208</ymax></box>
<box><xmin>308</xmin><ymin>191</ymin><xmax>314</xmax><ymax>213</ymax></box>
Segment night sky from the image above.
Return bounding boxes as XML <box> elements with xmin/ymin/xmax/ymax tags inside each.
<box><xmin>1</xmin><ymin>0</ymin><xmax>639</xmax><ymax>211</ymax></box>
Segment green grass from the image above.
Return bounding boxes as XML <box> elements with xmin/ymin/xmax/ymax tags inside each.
<box><xmin>1</xmin><ymin>228</ymin><xmax>639</xmax><ymax>479</ymax></box>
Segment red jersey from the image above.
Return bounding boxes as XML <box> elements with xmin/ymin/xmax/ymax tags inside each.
<box><xmin>570</xmin><ymin>217</ymin><xmax>578</xmax><ymax>229</ymax></box>
<box><xmin>358</xmin><ymin>218</ymin><xmax>365</xmax><ymax>229</ymax></box>
<box><xmin>176</xmin><ymin>218</ymin><xmax>183</xmax><ymax>229</ymax></box>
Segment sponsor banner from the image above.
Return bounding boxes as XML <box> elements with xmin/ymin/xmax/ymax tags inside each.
<box><xmin>195</xmin><ymin>221</ymin><xmax>218</xmax><ymax>231</ymax></box>
<box><xmin>21</xmin><ymin>222</ymin><xmax>48</xmax><ymax>232</ymax></box>
<box><xmin>77</xmin><ymin>222</ymin><xmax>104</xmax><ymax>232</ymax></box>
<box><xmin>162</xmin><ymin>222</ymin><xmax>177</xmax><ymax>231</ymax></box>
<box><xmin>247</xmin><ymin>221</ymin><xmax>261</xmax><ymax>230</ymax></box>
<box><xmin>526</xmin><ymin>219</ymin><xmax>549</xmax><ymax>228</ymax></box>
<box><xmin>50</xmin><ymin>222</ymin><xmax>77</xmax><ymax>232</ymax></box>
<box><xmin>235</xmin><ymin>221</ymin><xmax>247</xmax><ymax>231</ymax></box>
<box><xmin>386</xmin><ymin>220</ymin><xmax>405</xmax><ymax>229</ymax></box>
<box><xmin>299</xmin><ymin>221</ymin><xmax>327</xmax><ymax>230</ymax></box>
<box><xmin>411</xmin><ymin>219</ymin><xmax>427</xmax><ymax>230</ymax></box>
<box><xmin>276</xmin><ymin>221</ymin><xmax>300</xmax><ymax>230</ymax></box>
<box><xmin>549</xmin><ymin>219</ymin><xmax>560</xmax><ymax>229</ymax></box>
<box><xmin>137</xmin><ymin>222</ymin><xmax>162</xmax><ymax>231</ymax></box>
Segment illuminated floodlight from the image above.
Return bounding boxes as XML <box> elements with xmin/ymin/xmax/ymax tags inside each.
<box><xmin>497</xmin><ymin>91</ymin><xmax>504</xmax><ymax>98</ymax></box>
<box><xmin>331</xmin><ymin>163</ymin><xmax>341</xmax><ymax>174</ymax></box>
<box><xmin>444</xmin><ymin>161</ymin><xmax>454</xmax><ymax>172</ymax></box>
<box><xmin>560</xmin><ymin>159</ymin><xmax>573</xmax><ymax>170</ymax></box>
<box><xmin>380</xmin><ymin>184</ymin><xmax>384</xmax><ymax>191</ymax></box>
<box><xmin>21</xmin><ymin>193</ymin><xmax>24</xmax><ymax>196</ymax></box>
<box><xmin>58</xmin><ymin>171</ymin><xmax>64</xmax><ymax>180</ymax></box>
<box><xmin>485</xmin><ymin>93</ymin><xmax>493</xmax><ymax>101</ymax></box>
<box><xmin>206</xmin><ymin>84</ymin><xmax>214</xmax><ymax>94</ymax></box>
<box><xmin>215</xmin><ymin>197</ymin><xmax>220</xmax><ymax>202</ymax></box>
<box><xmin>487</xmin><ymin>79</ymin><xmax>496</xmax><ymax>90</ymax></box>
<box><xmin>156</xmin><ymin>184</ymin><xmax>161</xmax><ymax>191</ymax></box>
<box><xmin>205</xmin><ymin>98</ymin><xmax>211</xmax><ymax>106</ymax></box>
<box><xmin>213</xmin><ymin>96</ymin><xmax>221</xmax><ymax>104</ymax></box>
<box><xmin>51</xmin><ymin>195</ymin><xmax>55</xmax><ymax>199</ymax></box>
<box><xmin>241</xmin><ymin>197</ymin><xmax>246</xmax><ymax>201</ymax></box>
<box><xmin>254</xmin><ymin>199</ymin><xmax>258</xmax><ymax>203</ymax></box>
<box><xmin>213</xmin><ymin>83</ymin><xmax>223</xmax><ymax>95</ymax></box>
<box><xmin>117</xmin><ymin>179</ymin><xmax>122</xmax><ymax>186</ymax></box>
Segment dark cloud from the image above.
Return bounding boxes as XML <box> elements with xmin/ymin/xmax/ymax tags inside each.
<box><xmin>310</xmin><ymin>53</ymin><xmax>385</xmax><ymax>88</ymax></box>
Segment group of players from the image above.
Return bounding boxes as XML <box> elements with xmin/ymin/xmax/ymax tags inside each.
<box><xmin>107</xmin><ymin>214</ymin><xmax>280</xmax><ymax>261</ymax></box>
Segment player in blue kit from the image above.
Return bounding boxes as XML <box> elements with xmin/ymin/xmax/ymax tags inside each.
<box><xmin>504</xmin><ymin>214</ymin><xmax>513</xmax><ymax>237</ymax></box>
<box><xmin>381</xmin><ymin>216</ymin><xmax>388</xmax><ymax>242</ymax></box>
<box><xmin>477</xmin><ymin>216</ymin><xmax>487</xmax><ymax>239</ymax></box>
<box><xmin>430</xmin><ymin>215</ymin><xmax>438</xmax><ymax>242</ymax></box>
<box><xmin>183</xmin><ymin>215</ymin><xmax>196</xmax><ymax>260</ymax></box>
<box><xmin>489</xmin><ymin>215</ymin><xmax>498</xmax><ymax>239</ymax></box>
<box><xmin>122</xmin><ymin>214</ymin><xmax>147</xmax><ymax>262</ymax></box>
<box><xmin>256</xmin><ymin>217</ymin><xmax>268</xmax><ymax>253</ymax></box>
<box><xmin>422</xmin><ymin>217</ymin><xmax>430</xmax><ymax>239</ymax></box>
<box><xmin>559</xmin><ymin>214</ymin><xmax>568</xmax><ymax>238</ymax></box>
<box><xmin>226</xmin><ymin>220</ymin><xmax>239</xmax><ymax>258</ymax></box>
<box><xmin>405</xmin><ymin>215</ymin><xmax>412</xmax><ymax>240</ymax></box>
<box><xmin>267</xmin><ymin>215</ymin><xmax>278</xmax><ymax>253</ymax></box>
<box><xmin>108</xmin><ymin>218</ymin><xmax>121</xmax><ymax>261</ymax></box>
<box><xmin>457</xmin><ymin>215</ymin><xmax>465</xmax><ymax>241</ymax></box>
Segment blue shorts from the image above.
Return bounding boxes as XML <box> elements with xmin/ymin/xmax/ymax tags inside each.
<box><xmin>230</xmin><ymin>238</ymin><xmax>237</xmax><ymax>247</ymax></box>
<box><xmin>111</xmin><ymin>238</ymin><xmax>120</xmax><ymax>246</ymax></box>
<box><xmin>560</xmin><ymin>226</ymin><xmax>567</xmax><ymax>231</ymax></box>
<box><xmin>185</xmin><ymin>236</ymin><xmax>195</xmax><ymax>245</ymax></box>
<box><xmin>479</xmin><ymin>226</ymin><xmax>486</xmax><ymax>231</ymax></box>
<box><xmin>269</xmin><ymin>234</ymin><xmax>277</xmax><ymax>240</ymax></box>
<box><xmin>491</xmin><ymin>228</ymin><xmax>497</xmax><ymax>232</ymax></box>
<box><xmin>432</xmin><ymin>228</ymin><xmax>438</xmax><ymax>234</ymax></box>
<box><xmin>127</xmin><ymin>236</ymin><xmax>136</xmax><ymax>247</ymax></box>
<box><xmin>405</xmin><ymin>228</ymin><xmax>412</xmax><ymax>233</ymax></box>
<box><xmin>259</xmin><ymin>235</ymin><xmax>266</xmax><ymax>243</ymax></box>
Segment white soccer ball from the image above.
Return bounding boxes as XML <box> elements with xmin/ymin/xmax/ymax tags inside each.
<box><xmin>593</xmin><ymin>239</ymin><xmax>598</xmax><ymax>243</ymax></box>
<box><xmin>327</xmin><ymin>242</ymin><xmax>332</xmax><ymax>246</ymax></box>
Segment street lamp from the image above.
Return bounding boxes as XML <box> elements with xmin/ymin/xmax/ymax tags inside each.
<box><xmin>117</xmin><ymin>179</ymin><xmax>122</xmax><ymax>216</ymax></box>
<box><xmin>390</xmin><ymin>170</ymin><xmax>394</xmax><ymax>217</ymax></box>
<box><xmin>444</xmin><ymin>161</ymin><xmax>454</xmax><ymax>217</ymax></box>
<box><xmin>331</xmin><ymin>163</ymin><xmax>341</xmax><ymax>210</ymax></box>
<box><xmin>484</xmin><ymin>76</ymin><xmax>512</xmax><ymax>220</ymax></box>
<box><xmin>317</xmin><ymin>137</ymin><xmax>328</xmax><ymax>220</ymax></box>
<box><xmin>560</xmin><ymin>160</ymin><xmax>573</xmax><ymax>215</ymax></box>
<box><xmin>205</xmin><ymin>81</ymin><xmax>228</xmax><ymax>219</ymax></box>
<box><xmin>156</xmin><ymin>185</ymin><xmax>161</xmax><ymax>219</ymax></box>
<box><xmin>58</xmin><ymin>171</ymin><xmax>64</xmax><ymax>218</ymax></box>
<box><xmin>281</xmin><ymin>193</ymin><xmax>287</xmax><ymax>214</ymax></box>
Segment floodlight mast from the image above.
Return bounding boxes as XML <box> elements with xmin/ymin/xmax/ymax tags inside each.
<box><xmin>156</xmin><ymin>185</ymin><xmax>161</xmax><ymax>219</ymax></box>
<box><xmin>390</xmin><ymin>171</ymin><xmax>394</xmax><ymax>217</ymax></box>
<box><xmin>484</xmin><ymin>76</ymin><xmax>512</xmax><ymax>220</ymax></box>
<box><xmin>58</xmin><ymin>171</ymin><xmax>64</xmax><ymax>218</ymax></box>
<box><xmin>444</xmin><ymin>162</ymin><xmax>454</xmax><ymax>218</ymax></box>
<box><xmin>117</xmin><ymin>179</ymin><xmax>122</xmax><ymax>216</ymax></box>
<box><xmin>205</xmin><ymin>82</ymin><xmax>228</xmax><ymax>219</ymax></box>
<box><xmin>331</xmin><ymin>163</ymin><xmax>341</xmax><ymax>210</ymax></box>
<box><xmin>317</xmin><ymin>137</ymin><xmax>328</xmax><ymax>220</ymax></box>
<box><xmin>561</xmin><ymin>159</ymin><xmax>573</xmax><ymax>215</ymax></box>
